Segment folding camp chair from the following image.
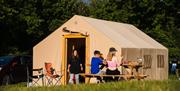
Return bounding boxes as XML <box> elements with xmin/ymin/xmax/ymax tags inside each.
<box><xmin>27</xmin><ymin>68</ymin><xmax>44</xmax><ymax>87</ymax></box>
<box><xmin>45</xmin><ymin>62</ymin><xmax>63</xmax><ymax>86</ymax></box>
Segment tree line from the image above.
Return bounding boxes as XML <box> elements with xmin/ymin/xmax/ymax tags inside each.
<box><xmin>0</xmin><ymin>0</ymin><xmax>179</xmax><ymax>61</ymax></box>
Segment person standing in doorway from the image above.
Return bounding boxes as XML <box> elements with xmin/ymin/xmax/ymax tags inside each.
<box><xmin>68</xmin><ymin>49</ymin><xmax>83</xmax><ymax>84</ymax></box>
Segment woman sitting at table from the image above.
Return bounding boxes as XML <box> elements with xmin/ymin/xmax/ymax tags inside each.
<box><xmin>105</xmin><ymin>47</ymin><xmax>121</xmax><ymax>82</ymax></box>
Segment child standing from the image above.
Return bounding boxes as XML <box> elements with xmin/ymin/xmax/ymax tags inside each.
<box><xmin>68</xmin><ymin>50</ymin><xmax>83</xmax><ymax>84</ymax></box>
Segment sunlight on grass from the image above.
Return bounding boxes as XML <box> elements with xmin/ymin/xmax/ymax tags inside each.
<box><xmin>0</xmin><ymin>80</ymin><xmax>180</xmax><ymax>91</ymax></box>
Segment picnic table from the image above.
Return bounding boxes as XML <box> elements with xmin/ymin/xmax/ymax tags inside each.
<box><xmin>121</xmin><ymin>61</ymin><xmax>148</xmax><ymax>80</ymax></box>
<box><xmin>80</xmin><ymin>73</ymin><xmax>135</xmax><ymax>83</ymax></box>
<box><xmin>81</xmin><ymin>61</ymin><xmax>148</xmax><ymax>84</ymax></box>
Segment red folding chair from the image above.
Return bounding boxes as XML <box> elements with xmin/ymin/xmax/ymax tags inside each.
<box><xmin>44</xmin><ymin>62</ymin><xmax>63</xmax><ymax>86</ymax></box>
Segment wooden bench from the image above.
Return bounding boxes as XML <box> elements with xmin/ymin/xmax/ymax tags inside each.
<box><xmin>80</xmin><ymin>73</ymin><xmax>136</xmax><ymax>83</ymax></box>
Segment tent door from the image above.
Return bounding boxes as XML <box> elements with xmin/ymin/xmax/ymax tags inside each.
<box><xmin>62</xmin><ymin>34</ymin><xmax>90</xmax><ymax>85</ymax></box>
<box><xmin>66</xmin><ymin>38</ymin><xmax>86</xmax><ymax>84</ymax></box>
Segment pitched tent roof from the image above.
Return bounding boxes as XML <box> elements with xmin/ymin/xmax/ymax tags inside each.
<box><xmin>34</xmin><ymin>15</ymin><xmax>167</xmax><ymax>50</ymax></box>
<box><xmin>78</xmin><ymin>15</ymin><xmax>167</xmax><ymax>49</ymax></box>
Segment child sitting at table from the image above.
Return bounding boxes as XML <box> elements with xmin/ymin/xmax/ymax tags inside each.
<box><xmin>91</xmin><ymin>50</ymin><xmax>107</xmax><ymax>82</ymax></box>
<box><xmin>105</xmin><ymin>47</ymin><xmax>121</xmax><ymax>82</ymax></box>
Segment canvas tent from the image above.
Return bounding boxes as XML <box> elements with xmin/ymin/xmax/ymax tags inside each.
<box><xmin>33</xmin><ymin>15</ymin><xmax>168</xmax><ymax>85</ymax></box>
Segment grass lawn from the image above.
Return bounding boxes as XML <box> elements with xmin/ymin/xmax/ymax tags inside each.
<box><xmin>0</xmin><ymin>80</ymin><xmax>180</xmax><ymax>91</ymax></box>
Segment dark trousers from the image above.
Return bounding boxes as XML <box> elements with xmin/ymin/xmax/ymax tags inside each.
<box><xmin>99</xmin><ymin>64</ymin><xmax>107</xmax><ymax>70</ymax></box>
<box><xmin>105</xmin><ymin>68</ymin><xmax>120</xmax><ymax>82</ymax></box>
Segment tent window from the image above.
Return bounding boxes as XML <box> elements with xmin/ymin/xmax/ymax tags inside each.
<box><xmin>157</xmin><ymin>55</ymin><xmax>164</xmax><ymax>68</ymax></box>
<box><xmin>143</xmin><ymin>55</ymin><xmax>152</xmax><ymax>69</ymax></box>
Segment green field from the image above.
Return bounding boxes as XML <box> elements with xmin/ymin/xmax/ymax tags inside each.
<box><xmin>0</xmin><ymin>80</ymin><xmax>180</xmax><ymax>91</ymax></box>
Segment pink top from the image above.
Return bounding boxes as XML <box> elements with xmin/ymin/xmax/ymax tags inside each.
<box><xmin>107</xmin><ymin>56</ymin><xmax>120</xmax><ymax>70</ymax></box>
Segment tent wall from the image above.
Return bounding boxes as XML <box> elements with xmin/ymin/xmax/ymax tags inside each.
<box><xmin>121</xmin><ymin>48</ymin><xmax>168</xmax><ymax>80</ymax></box>
<box><xmin>33</xmin><ymin>31</ymin><xmax>63</xmax><ymax>72</ymax></box>
<box><xmin>121</xmin><ymin>48</ymin><xmax>142</xmax><ymax>61</ymax></box>
<box><xmin>155</xmin><ymin>49</ymin><xmax>168</xmax><ymax>80</ymax></box>
<box><xmin>142</xmin><ymin>48</ymin><xmax>157</xmax><ymax>80</ymax></box>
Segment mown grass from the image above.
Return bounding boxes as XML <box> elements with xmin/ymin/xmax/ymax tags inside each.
<box><xmin>0</xmin><ymin>80</ymin><xmax>180</xmax><ymax>91</ymax></box>
<box><xmin>0</xmin><ymin>75</ymin><xmax>179</xmax><ymax>91</ymax></box>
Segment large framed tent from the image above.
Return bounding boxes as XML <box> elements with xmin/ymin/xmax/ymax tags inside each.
<box><xmin>33</xmin><ymin>15</ymin><xmax>168</xmax><ymax>85</ymax></box>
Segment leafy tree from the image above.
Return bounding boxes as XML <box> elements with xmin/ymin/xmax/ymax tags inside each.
<box><xmin>0</xmin><ymin>0</ymin><xmax>89</xmax><ymax>55</ymax></box>
<box><xmin>0</xmin><ymin>0</ymin><xmax>179</xmax><ymax>62</ymax></box>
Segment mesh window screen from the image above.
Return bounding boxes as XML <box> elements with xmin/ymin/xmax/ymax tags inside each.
<box><xmin>143</xmin><ymin>55</ymin><xmax>152</xmax><ymax>69</ymax></box>
<box><xmin>157</xmin><ymin>55</ymin><xmax>164</xmax><ymax>68</ymax></box>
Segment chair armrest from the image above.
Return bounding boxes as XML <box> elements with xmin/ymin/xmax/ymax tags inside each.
<box><xmin>33</xmin><ymin>68</ymin><xmax>43</xmax><ymax>71</ymax></box>
<box><xmin>54</xmin><ymin>69</ymin><xmax>65</xmax><ymax>75</ymax></box>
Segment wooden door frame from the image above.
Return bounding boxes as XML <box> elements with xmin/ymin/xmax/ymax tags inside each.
<box><xmin>61</xmin><ymin>34</ymin><xmax>90</xmax><ymax>85</ymax></box>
